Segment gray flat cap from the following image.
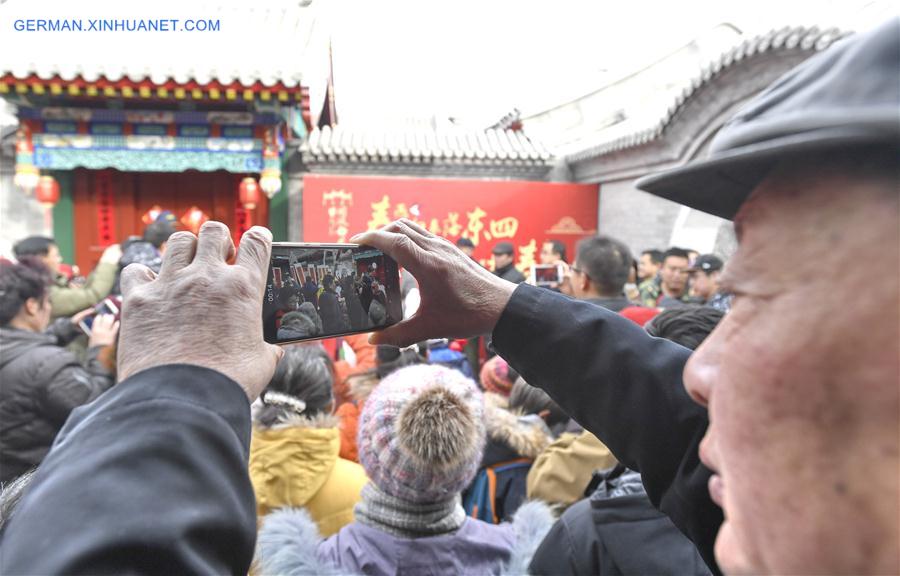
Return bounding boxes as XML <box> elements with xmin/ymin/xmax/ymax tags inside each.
<box><xmin>636</xmin><ymin>17</ymin><xmax>900</xmax><ymax>220</ymax></box>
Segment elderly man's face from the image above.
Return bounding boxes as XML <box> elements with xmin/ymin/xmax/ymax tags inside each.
<box><xmin>684</xmin><ymin>161</ymin><xmax>899</xmax><ymax>574</ymax></box>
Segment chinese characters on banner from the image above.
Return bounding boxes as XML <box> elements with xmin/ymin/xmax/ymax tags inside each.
<box><xmin>95</xmin><ymin>171</ymin><xmax>117</xmax><ymax>247</ymax></box>
<box><xmin>303</xmin><ymin>175</ymin><xmax>599</xmax><ymax>272</ymax></box>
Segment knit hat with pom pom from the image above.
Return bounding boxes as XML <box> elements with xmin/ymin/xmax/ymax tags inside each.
<box><xmin>357</xmin><ymin>364</ymin><xmax>486</xmax><ymax>503</ymax></box>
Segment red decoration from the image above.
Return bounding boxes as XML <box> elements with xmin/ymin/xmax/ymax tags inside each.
<box><xmin>95</xmin><ymin>171</ymin><xmax>117</xmax><ymax>246</ymax></box>
<box><xmin>141</xmin><ymin>204</ymin><xmax>164</xmax><ymax>225</ymax></box>
<box><xmin>302</xmin><ymin>175</ymin><xmax>598</xmax><ymax>271</ymax></box>
<box><xmin>234</xmin><ymin>191</ymin><xmax>252</xmax><ymax>248</ymax></box>
<box><xmin>239</xmin><ymin>177</ymin><xmax>260</xmax><ymax>210</ymax></box>
<box><xmin>35</xmin><ymin>175</ymin><xmax>60</xmax><ymax>207</ymax></box>
<box><xmin>180</xmin><ymin>206</ymin><xmax>209</xmax><ymax>235</ymax></box>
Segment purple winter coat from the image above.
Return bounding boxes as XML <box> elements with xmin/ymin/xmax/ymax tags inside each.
<box><xmin>319</xmin><ymin>518</ymin><xmax>515</xmax><ymax>575</ymax></box>
<box><xmin>255</xmin><ymin>501</ymin><xmax>554</xmax><ymax>576</ymax></box>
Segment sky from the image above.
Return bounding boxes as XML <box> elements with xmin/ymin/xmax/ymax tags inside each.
<box><xmin>325</xmin><ymin>0</ymin><xmax>895</xmax><ymax>127</ymax></box>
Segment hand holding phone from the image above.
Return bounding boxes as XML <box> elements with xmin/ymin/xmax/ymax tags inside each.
<box><xmin>70</xmin><ymin>307</ymin><xmax>97</xmax><ymax>327</ymax></box>
<box><xmin>531</xmin><ymin>264</ymin><xmax>564</xmax><ymax>287</ymax></box>
<box><xmin>88</xmin><ymin>314</ymin><xmax>120</xmax><ymax>348</ymax></box>
<box><xmin>78</xmin><ymin>296</ymin><xmax>122</xmax><ymax>336</ymax></box>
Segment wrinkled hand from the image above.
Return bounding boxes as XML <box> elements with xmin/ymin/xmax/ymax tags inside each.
<box><xmin>350</xmin><ymin>219</ymin><xmax>517</xmax><ymax>347</ymax></box>
<box><xmin>88</xmin><ymin>313</ymin><xmax>119</xmax><ymax>348</ymax></box>
<box><xmin>100</xmin><ymin>243</ymin><xmax>123</xmax><ymax>264</ymax></box>
<box><xmin>117</xmin><ymin>222</ymin><xmax>283</xmax><ymax>401</ymax></box>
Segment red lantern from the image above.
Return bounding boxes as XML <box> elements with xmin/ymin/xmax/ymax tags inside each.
<box><xmin>180</xmin><ymin>206</ymin><xmax>209</xmax><ymax>235</ymax></box>
<box><xmin>35</xmin><ymin>176</ymin><xmax>60</xmax><ymax>207</ymax></box>
<box><xmin>239</xmin><ymin>177</ymin><xmax>260</xmax><ymax>210</ymax></box>
<box><xmin>141</xmin><ymin>204</ymin><xmax>164</xmax><ymax>225</ymax></box>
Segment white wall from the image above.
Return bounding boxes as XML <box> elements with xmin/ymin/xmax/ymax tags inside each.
<box><xmin>0</xmin><ymin>154</ymin><xmax>47</xmax><ymax>260</ymax></box>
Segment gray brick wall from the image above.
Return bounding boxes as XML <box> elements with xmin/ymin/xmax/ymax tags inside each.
<box><xmin>597</xmin><ymin>180</ymin><xmax>683</xmax><ymax>254</ymax></box>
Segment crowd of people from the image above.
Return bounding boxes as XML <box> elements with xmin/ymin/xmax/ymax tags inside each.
<box><xmin>0</xmin><ymin>216</ymin><xmax>177</xmax><ymax>484</ymax></box>
<box><xmin>0</xmin><ymin>19</ymin><xmax>897</xmax><ymax>576</ymax></box>
<box><xmin>274</xmin><ymin>262</ymin><xmax>393</xmax><ymax>341</ymax></box>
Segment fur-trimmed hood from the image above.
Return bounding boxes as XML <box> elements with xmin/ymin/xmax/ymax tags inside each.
<box><xmin>346</xmin><ymin>371</ymin><xmax>379</xmax><ymax>404</ymax></box>
<box><xmin>257</xmin><ymin>412</ymin><xmax>341</xmax><ymax>432</ymax></box>
<box><xmin>255</xmin><ymin>500</ymin><xmax>555</xmax><ymax>576</ymax></box>
<box><xmin>483</xmin><ymin>393</ymin><xmax>553</xmax><ymax>460</ymax></box>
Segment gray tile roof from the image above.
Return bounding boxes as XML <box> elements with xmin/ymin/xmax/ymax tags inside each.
<box><xmin>301</xmin><ymin>124</ymin><xmax>554</xmax><ymax>167</ymax></box>
<box><xmin>565</xmin><ymin>25</ymin><xmax>850</xmax><ymax>163</ymax></box>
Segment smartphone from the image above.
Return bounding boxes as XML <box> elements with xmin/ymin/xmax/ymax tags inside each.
<box><xmin>78</xmin><ymin>296</ymin><xmax>122</xmax><ymax>336</ymax></box>
<box><xmin>263</xmin><ymin>242</ymin><xmax>403</xmax><ymax>345</ymax></box>
<box><xmin>531</xmin><ymin>264</ymin><xmax>564</xmax><ymax>287</ymax></box>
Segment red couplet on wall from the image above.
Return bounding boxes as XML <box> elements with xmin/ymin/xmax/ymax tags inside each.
<box><xmin>302</xmin><ymin>174</ymin><xmax>599</xmax><ymax>271</ymax></box>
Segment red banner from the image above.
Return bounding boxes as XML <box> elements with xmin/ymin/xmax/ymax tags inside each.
<box><xmin>95</xmin><ymin>170</ymin><xmax>116</xmax><ymax>247</ymax></box>
<box><xmin>303</xmin><ymin>175</ymin><xmax>599</xmax><ymax>271</ymax></box>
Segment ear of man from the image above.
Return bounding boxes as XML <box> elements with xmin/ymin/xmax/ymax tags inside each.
<box><xmin>24</xmin><ymin>297</ymin><xmax>41</xmax><ymax>316</ymax></box>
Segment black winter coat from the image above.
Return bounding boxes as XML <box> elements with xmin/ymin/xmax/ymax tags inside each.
<box><xmin>0</xmin><ymin>324</ymin><xmax>114</xmax><ymax>484</ymax></box>
<box><xmin>0</xmin><ymin>365</ymin><xmax>256</xmax><ymax>574</ymax></box>
<box><xmin>318</xmin><ymin>290</ymin><xmax>346</xmax><ymax>334</ymax></box>
<box><xmin>492</xmin><ymin>284</ymin><xmax>722</xmax><ymax>574</ymax></box>
<box><xmin>530</xmin><ymin>466</ymin><xmax>711</xmax><ymax>575</ymax></box>
<box><xmin>494</xmin><ymin>262</ymin><xmax>526</xmax><ymax>284</ymax></box>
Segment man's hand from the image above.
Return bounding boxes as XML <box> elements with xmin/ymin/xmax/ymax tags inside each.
<box><xmin>100</xmin><ymin>243</ymin><xmax>123</xmax><ymax>265</ymax></box>
<box><xmin>350</xmin><ymin>219</ymin><xmax>517</xmax><ymax>347</ymax></box>
<box><xmin>117</xmin><ymin>223</ymin><xmax>283</xmax><ymax>401</ymax></box>
<box><xmin>88</xmin><ymin>314</ymin><xmax>119</xmax><ymax>348</ymax></box>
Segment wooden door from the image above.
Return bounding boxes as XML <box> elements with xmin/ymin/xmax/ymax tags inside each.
<box><xmin>72</xmin><ymin>168</ymin><xmax>268</xmax><ymax>273</ymax></box>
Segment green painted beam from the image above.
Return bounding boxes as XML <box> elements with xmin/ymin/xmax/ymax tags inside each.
<box><xmin>50</xmin><ymin>170</ymin><xmax>75</xmax><ymax>264</ymax></box>
<box><xmin>268</xmin><ymin>160</ymin><xmax>289</xmax><ymax>241</ymax></box>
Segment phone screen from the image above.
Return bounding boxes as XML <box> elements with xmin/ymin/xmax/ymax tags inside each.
<box><xmin>263</xmin><ymin>243</ymin><xmax>403</xmax><ymax>345</ymax></box>
<box><xmin>532</xmin><ymin>264</ymin><xmax>562</xmax><ymax>286</ymax></box>
<box><xmin>78</xmin><ymin>296</ymin><xmax>122</xmax><ymax>336</ymax></box>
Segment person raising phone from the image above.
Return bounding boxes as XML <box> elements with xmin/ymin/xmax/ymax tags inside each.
<box><xmin>0</xmin><ymin>258</ymin><xmax>119</xmax><ymax>484</ymax></box>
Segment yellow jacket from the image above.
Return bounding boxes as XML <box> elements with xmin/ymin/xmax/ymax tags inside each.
<box><xmin>526</xmin><ymin>430</ymin><xmax>617</xmax><ymax>509</ymax></box>
<box><xmin>250</xmin><ymin>415</ymin><xmax>368</xmax><ymax>537</ymax></box>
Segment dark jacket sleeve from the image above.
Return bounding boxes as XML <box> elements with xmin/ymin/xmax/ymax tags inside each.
<box><xmin>0</xmin><ymin>364</ymin><xmax>257</xmax><ymax>576</ymax></box>
<box><xmin>37</xmin><ymin>345</ymin><xmax>115</xmax><ymax>426</ymax></box>
<box><xmin>492</xmin><ymin>284</ymin><xmax>722</xmax><ymax>574</ymax></box>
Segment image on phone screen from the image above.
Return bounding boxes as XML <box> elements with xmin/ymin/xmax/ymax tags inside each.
<box><xmin>263</xmin><ymin>243</ymin><xmax>403</xmax><ymax>344</ymax></box>
<box><xmin>532</xmin><ymin>264</ymin><xmax>562</xmax><ymax>287</ymax></box>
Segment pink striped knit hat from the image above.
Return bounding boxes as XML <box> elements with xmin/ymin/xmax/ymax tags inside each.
<box><xmin>357</xmin><ymin>364</ymin><xmax>486</xmax><ymax>503</ymax></box>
